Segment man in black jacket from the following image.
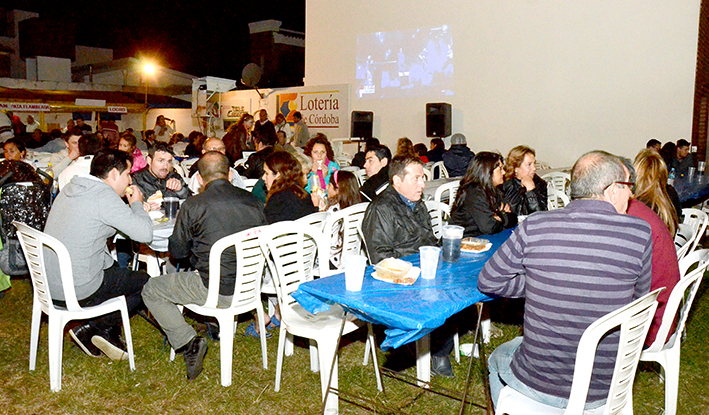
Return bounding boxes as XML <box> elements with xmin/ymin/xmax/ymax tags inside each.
<box><xmin>442</xmin><ymin>133</ymin><xmax>474</xmax><ymax>177</ymax></box>
<box><xmin>359</xmin><ymin>144</ymin><xmax>391</xmax><ymax>202</ymax></box>
<box><xmin>142</xmin><ymin>152</ymin><xmax>267</xmax><ymax>380</ymax></box>
<box><xmin>132</xmin><ymin>142</ymin><xmax>190</xmax><ymax>204</ymax></box>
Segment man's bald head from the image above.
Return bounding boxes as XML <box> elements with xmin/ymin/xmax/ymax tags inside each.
<box><xmin>197</xmin><ymin>151</ymin><xmax>230</xmax><ymax>183</ymax></box>
<box><xmin>570</xmin><ymin>150</ymin><xmax>625</xmax><ymax>200</ymax></box>
<box><xmin>202</xmin><ymin>137</ymin><xmax>226</xmax><ymax>154</ymax></box>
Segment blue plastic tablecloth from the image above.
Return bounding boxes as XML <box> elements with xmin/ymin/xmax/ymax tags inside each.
<box><xmin>674</xmin><ymin>174</ymin><xmax>709</xmax><ymax>207</ymax></box>
<box><xmin>293</xmin><ymin>228</ymin><xmax>513</xmax><ymax>350</ymax></box>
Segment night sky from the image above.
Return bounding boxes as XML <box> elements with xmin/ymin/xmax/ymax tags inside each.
<box><xmin>10</xmin><ymin>0</ymin><xmax>306</xmax><ymax>78</ymax></box>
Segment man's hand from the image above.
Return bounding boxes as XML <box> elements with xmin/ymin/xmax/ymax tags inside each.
<box><xmin>125</xmin><ymin>185</ymin><xmax>144</xmax><ymax>205</ymax></box>
<box><xmin>165</xmin><ymin>178</ymin><xmax>182</xmax><ymax>191</ymax></box>
<box><xmin>67</xmin><ymin>146</ymin><xmax>80</xmax><ymax>160</ymax></box>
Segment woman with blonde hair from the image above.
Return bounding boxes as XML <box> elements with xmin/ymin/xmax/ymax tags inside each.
<box><xmin>395</xmin><ymin>137</ymin><xmax>417</xmax><ymax>158</ymax></box>
<box><xmin>633</xmin><ymin>148</ymin><xmax>679</xmax><ymax>236</ymax></box>
<box><xmin>502</xmin><ymin>145</ymin><xmax>547</xmax><ymax>216</ymax></box>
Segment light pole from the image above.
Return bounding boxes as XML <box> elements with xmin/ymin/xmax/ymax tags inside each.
<box><xmin>143</xmin><ymin>63</ymin><xmax>155</xmax><ymax>108</ymax></box>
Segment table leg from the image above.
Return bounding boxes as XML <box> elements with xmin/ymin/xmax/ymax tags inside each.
<box><xmin>415</xmin><ymin>334</ymin><xmax>431</xmax><ymax>387</ymax></box>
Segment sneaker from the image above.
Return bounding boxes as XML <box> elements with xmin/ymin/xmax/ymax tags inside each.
<box><xmin>183</xmin><ymin>336</ymin><xmax>208</xmax><ymax>380</ymax></box>
<box><xmin>431</xmin><ymin>355</ymin><xmax>454</xmax><ymax>378</ymax></box>
<box><xmin>69</xmin><ymin>323</ymin><xmax>101</xmax><ymax>358</ymax></box>
<box><xmin>91</xmin><ymin>327</ymin><xmax>128</xmax><ymax>361</ymax></box>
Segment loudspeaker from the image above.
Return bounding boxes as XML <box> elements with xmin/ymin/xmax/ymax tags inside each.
<box><xmin>426</xmin><ymin>103</ymin><xmax>451</xmax><ymax>137</ymax></box>
<box><xmin>351</xmin><ymin>111</ymin><xmax>373</xmax><ymax>139</ymax></box>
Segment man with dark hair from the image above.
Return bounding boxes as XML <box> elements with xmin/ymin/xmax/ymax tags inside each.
<box><xmin>442</xmin><ymin>133</ymin><xmax>474</xmax><ymax>177</ymax></box>
<box><xmin>293</xmin><ymin>111</ymin><xmax>310</xmax><ymax>148</ymax></box>
<box><xmin>671</xmin><ymin>138</ymin><xmax>694</xmax><ymax>176</ymax></box>
<box><xmin>646</xmin><ymin>138</ymin><xmax>661</xmax><ymax>152</ymax></box>
<box><xmin>252</xmin><ymin>109</ymin><xmax>277</xmax><ymax>143</ymax></box>
<box><xmin>137</xmin><ymin>129</ymin><xmax>157</xmax><ymax>152</ymax></box>
<box><xmin>350</xmin><ymin>137</ymin><xmax>380</xmax><ymax>168</ymax></box>
<box><xmin>238</xmin><ymin>130</ymin><xmax>276</xmax><ymax>180</ymax></box>
<box><xmin>48</xmin><ymin>128</ymin><xmax>82</xmax><ymax>176</ymax></box>
<box><xmin>58</xmin><ymin>134</ymin><xmax>103</xmax><ymax>190</ymax></box>
<box><xmin>428</xmin><ymin>138</ymin><xmax>446</xmax><ymax>162</ymax></box>
<box><xmin>142</xmin><ymin>151</ymin><xmax>268</xmax><ymax>380</ymax></box>
<box><xmin>75</xmin><ymin>116</ymin><xmax>92</xmax><ymax>134</ymax></box>
<box><xmin>132</xmin><ymin>142</ymin><xmax>189</xmax><ymax>205</ymax></box>
<box><xmin>44</xmin><ymin>149</ymin><xmax>152</xmax><ymax>360</ymax></box>
<box><xmin>359</xmin><ymin>144</ymin><xmax>392</xmax><ymax>202</ymax></box>
<box><xmin>480</xmin><ymin>150</ymin><xmax>652</xmax><ymax>410</ymax></box>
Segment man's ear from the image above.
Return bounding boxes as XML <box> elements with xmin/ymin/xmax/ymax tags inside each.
<box><xmin>381</xmin><ymin>158</ymin><xmax>389</xmax><ymax>167</ymax></box>
<box><xmin>228</xmin><ymin>169</ymin><xmax>234</xmax><ymax>182</ymax></box>
<box><xmin>392</xmin><ymin>174</ymin><xmax>402</xmax><ymax>188</ymax></box>
<box><xmin>146</xmin><ymin>155</ymin><xmax>152</xmax><ymax>165</ymax></box>
<box><xmin>196</xmin><ymin>172</ymin><xmax>205</xmax><ymax>188</ymax></box>
<box><xmin>107</xmin><ymin>167</ymin><xmax>119</xmax><ymax>183</ymax></box>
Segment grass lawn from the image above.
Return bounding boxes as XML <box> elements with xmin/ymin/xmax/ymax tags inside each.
<box><xmin>1</xmin><ymin>273</ymin><xmax>708</xmax><ymax>414</ymax></box>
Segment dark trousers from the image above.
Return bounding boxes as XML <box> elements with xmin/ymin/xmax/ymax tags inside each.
<box><xmin>54</xmin><ymin>263</ymin><xmax>150</xmax><ymax>330</ymax></box>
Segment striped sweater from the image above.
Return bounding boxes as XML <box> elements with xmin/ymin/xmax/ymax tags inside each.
<box><xmin>479</xmin><ymin>199</ymin><xmax>652</xmax><ymax>403</ymax></box>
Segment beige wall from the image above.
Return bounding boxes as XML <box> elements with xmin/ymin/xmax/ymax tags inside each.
<box><xmin>305</xmin><ymin>0</ymin><xmax>701</xmax><ymax>167</ymax></box>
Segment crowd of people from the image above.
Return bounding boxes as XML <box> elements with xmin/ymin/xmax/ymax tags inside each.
<box><xmin>0</xmin><ymin>108</ymin><xmax>697</xmax><ymax>410</ymax></box>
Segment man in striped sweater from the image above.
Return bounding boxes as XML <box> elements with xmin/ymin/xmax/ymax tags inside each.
<box><xmin>479</xmin><ymin>150</ymin><xmax>652</xmax><ymax>410</ymax></box>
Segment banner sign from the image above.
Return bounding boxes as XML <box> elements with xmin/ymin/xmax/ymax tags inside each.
<box><xmin>0</xmin><ymin>102</ymin><xmax>51</xmax><ymax>111</ymax></box>
<box><xmin>275</xmin><ymin>84</ymin><xmax>349</xmax><ymax>138</ymax></box>
<box><xmin>108</xmin><ymin>106</ymin><xmax>127</xmax><ymax>113</ymax></box>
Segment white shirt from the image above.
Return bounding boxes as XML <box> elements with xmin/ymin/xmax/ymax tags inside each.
<box><xmin>58</xmin><ymin>155</ymin><xmax>94</xmax><ymax>191</ymax></box>
<box><xmin>187</xmin><ymin>167</ymin><xmax>246</xmax><ymax>195</ymax></box>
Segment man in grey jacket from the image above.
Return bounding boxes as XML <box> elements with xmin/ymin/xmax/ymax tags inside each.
<box><xmin>44</xmin><ymin>149</ymin><xmax>153</xmax><ymax>360</ymax></box>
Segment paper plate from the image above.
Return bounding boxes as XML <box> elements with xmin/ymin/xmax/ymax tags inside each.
<box><xmin>372</xmin><ymin>266</ymin><xmax>420</xmax><ymax>285</ymax></box>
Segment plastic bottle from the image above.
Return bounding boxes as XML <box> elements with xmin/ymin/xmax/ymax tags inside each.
<box><xmin>46</xmin><ymin>163</ymin><xmax>59</xmax><ymax>200</ymax></box>
<box><xmin>668</xmin><ymin>168</ymin><xmax>676</xmax><ymax>185</ymax></box>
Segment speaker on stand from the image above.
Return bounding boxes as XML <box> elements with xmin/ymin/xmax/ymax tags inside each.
<box><xmin>351</xmin><ymin>111</ymin><xmax>373</xmax><ymax>152</ymax></box>
<box><xmin>426</xmin><ymin>103</ymin><xmax>451</xmax><ymax>137</ymax></box>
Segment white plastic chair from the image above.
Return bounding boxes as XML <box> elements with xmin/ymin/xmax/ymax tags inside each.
<box><xmin>14</xmin><ymin>221</ymin><xmax>136</xmax><ymax>391</ymax></box>
<box><xmin>167</xmin><ymin>227</ymin><xmax>269</xmax><ymax>387</ymax></box>
<box><xmin>542</xmin><ymin>171</ymin><xmax>571</xmax><ymax>197</ymax></box>
<box><xmin>425</xmin><ymin>200</ymin><xmax>450</xmax><ymax>240</ymax></box>
<box><xmin>234</xmin><ymin>158</ymin><xmax>248</xmax><ymax>169</ymax></box>
<box><xmin>680</xmin><ymin>208</ymin><xmax>708</xmax><ymax>256</ymax></box>
<box><xmin>674</xmin><ymin>223</ymin><xmax>696</xmax><ymax>261</ymax></box>
<box><xmin>639</xmin><ymin>249</ymin><xmax>709</xmax><ymax>415</ymax></box>
<box><xmin>430</xmin><ymin>161</ymin><xmax>449</xmax><ymax>179</ymax></box>
<box><xmin>423</xmin><ymin>167</ymin><xmax>432</xmax><ymax>181</ymax></box>
<box><xmin>258</xmin><ymin>221</ymin><xmax>381</xmax><ymax>414</ymax></box>
<box><xmin>323</xmin><ymin>203</ymin><xmax>369</xmax><ymax>270</ymax></box>
<box><xmin>434</xmin><ymin>179</ymin><xmax>460</xmax><ymax>210</ymax></box>
<box><xmin>172</xmin><ymin>159</ymin><xmax>187</xmax><ymax>179</ymax></box>
<box><xmin>180</xmin><ymin>157</ymin><xmax>198</xmax><ymax>177</ymax></box>
<box><xmin>547</xmin><ymin>187</ymin><xmax>570</xmax><ymax>210</ymax></box>
<box><xmin>340</xmin><ymin>165</ymin><xmax>360</xmax><ymax>173</ymax></box>
<box><xmin>243</xmin><ymin>178</ymin><xmax>258</xmax><ymax>192</ymax></box>
<box><xmin>496</xmin><ymin>289</ymin><xmax>661</xmax><ymax>415</ymax></box>
<box><xmin>353</xmin><ymin>169</ymin><xmax>368</xmax><ymax>186</ymax></box>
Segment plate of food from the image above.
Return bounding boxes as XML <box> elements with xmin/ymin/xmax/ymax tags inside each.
<box><xmin>372</xmin><ymin>258</ymin><xmax>419</xmax><ymax>285</ymax></box>
<box><xmin>461</xmin><ymin>237</ymin><xmax>492</xmax><ymax>253</ymax></box>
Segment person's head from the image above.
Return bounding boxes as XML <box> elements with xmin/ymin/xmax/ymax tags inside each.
<box><xmin>660</xmin><ymin>142</ymin><xmax>676</xmax><ymax>165</ymax></box>
<box><xmin>364</xmin><ymin>137</ymin><xmax>380</xmax><ymax>152</ymax></box>
<box><xmin>146</xmin><ymin>142</ymin><xmax>174</xmax><ymax>179</ymax></box>
<box><xmin>633</xmin><ymin>148</ymin><xmax>679</xmax><ymax>235</ymax></box>
<box><xmin>254</xmin><ymin>130</ymin><xmax>277</xmax><ymax>150</ymax></box>
<box><xmin>293</xmin><ymin>111</ymin><xmax>302</xmax><ymax>122</ymax></box>
<box><xmin>292</xmin><ymin>151</ymin><xmax>313</xmax><ymax>185</ymax></box>
<box><xmin>258</xmin><ymin>109</ymin><xmax>268</xmax><ymax>123</ymax></box>
<box><xmin>65</xmin><ymin>128</ymin><xmax>82</xmax><ymax>154</ymax></box>
<box><xmin>90</xmin><ymin>149</ymin><xmax>133</xmax><ymax>197</ymax></box>
<box><xmin>237</xmin><ymin>113</ymin><xmax>254</xmax><ymax>130</ymax></box>
<box><xmin>413</xmin><ymin>143</ymin><xmax>428</xmax><ymax>158</ymax></box>
<box><xmin>79</xmin><ymin>134</ymin><xmax>102</xmax><ymax>156</ymax></box>
<box><xmin>327</xmin><ymin>170</ymin><xmax>361</xmax><ymax>209</ymax></box>
<box><xmin>31</xmin><ymin>129</ymin><xmax>42</xmax><ymax>142</ymax></box>
<box><xmin>450</xmin><ymin>133</ymin><xmax>467</xmax><ymax>147</ymax></box>
<box><xmin>364</xmin><ymin>145</ymin><xmax>391</xmax><ymax>178</ymax></box>
<box><xmin>570</xmin><ymin>150</ymin><xmax>631</xmax><ymax>213</ymax></box>
<box><xmin>118</xmin><ymin>133</ymin><xmax>137</xmax><ymax>153</ymax></box>
<box><xmin>201</xmin><ymin>137</ymin><xmax>226</xmax><ymax>154</ymax></box>
<box><xmin>676</xmin><ymin>139</ymin><xmax>690</xmax><ymax>159</ymax></box>
<box><xmin>76</xmin><ymin>116</ymin><xmax>85</xmax><ymax>126</ymax></box>
<box><xmin>197</xmin><ymin>151</ymin><xmax>230</xmax><ymax>185</ymax></box>
<box><xmin>66</xmin><ymin>119</ymin><xmax>75</xmax><ymax>129</ymax></box>
<box><xmin>263</xmin><ymin>151</ymin><xmax>307</xmax><ymax>201</ymax></box>
<box><xmin>430</xmin><ymin>138</ymin><xmax>445</xmax><ymax>151</ymax></box>
<box><xmin>3</xmin><ymin>138</ymin><xmax>26</xmax><ymax>161</ymax></box>
<box><xmin>277</xmin><ymin>130</ymin><xmax>287</xmax><ymax>145</ymax></box>
<box><xmin>275</xmin><ymin>113</ymin><xmax>286</xmax><ymax>125</ymax></box>
<box><xmin>156</xmin><ymin>115</ymin><xmax>166</xmax><ymax>126</ymax></box>
<box><xmin>145</xmin><ymin>129</ymin><xmax>156</xmax><ymax>142</ymax></box>
<box><xmin>389</xmin><ymin>155</ymin><xmax>425</xmax><ymax>202</ymax></box>
<box><xmin>504</xmin><ymin>145</ymin><xmax>536</xmax><ymax>181</ymax></box>
<box><xmin>304</xmin><ymin>133</ymin><xmax>335</xmax><ymax>165</ymax></box>
<box><xmin>646</xmin><ymin>138</ymin><xmax>662</xmax><ymax>152</ymax></box>
<box><xmin>169</xmin><ymin>132</ymin><xmax>184</xmax><ymax>146</ymax></box>
<box><xmin>26</xmin><ymin>115</ymin><xmax>35</xmax><ymax>124</ymax></box>
<box><xmin>396</xmin><ymin>137</ymin><xmax>416</xmax><ymax>158</ymax></box>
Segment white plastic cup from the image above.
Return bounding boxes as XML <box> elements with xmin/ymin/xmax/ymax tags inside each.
<box><xmin>343</xmin><ymin>254</ymin><xmax>367</xmax><ymax>291</ymax></box>
<box><xmin>441</xmin><ymin>225</ymin><xmax>464</xmax><ymax>263</ymax></box>
<box><xmin>419</xmin><ymin>246</ymin><xmax>440</xmax><ymax>280</ymax></box>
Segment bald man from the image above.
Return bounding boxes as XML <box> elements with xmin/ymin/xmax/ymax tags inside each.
<box><xmin>142</xmin><ymin>151</ymin><xmax>267</xmax><ymax>380</ymax></box>
<box><xmin>187</xmin><ymin>137</ymin><xmax>246</xmax><ymax>194</ymax></box>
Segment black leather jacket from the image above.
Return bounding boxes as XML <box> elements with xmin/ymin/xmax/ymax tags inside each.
<box><xmin>361</xmin><ymin>185</ymin><xmax>438</xmax><ymax>264</ymax></box>
<box><xmin>442</xmin><ymin>145</ymin><xmax>475</xmax><ymax>177</ymax></box>
<box><xmin>502</xmin><ymin>175</ymin><xmax>548</xmax><ymax>216</ymax></box>
<box><xmin>132</xmin><ymin>167</ymin><xmax>190</xmax><ymax>199</ymax></box>
<box><xmin>450</xmin><ymin>185</ymin><xmax>517</xmax><ymax>237</ymax></box>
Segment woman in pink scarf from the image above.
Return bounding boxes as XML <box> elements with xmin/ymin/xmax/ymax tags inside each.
<box><xmin>303</xmin><ymin>133</ymin><xmax>340</xmax><ymax>194</ymax></box>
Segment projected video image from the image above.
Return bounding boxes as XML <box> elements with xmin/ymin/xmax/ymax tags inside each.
<box><xmin>356</xmin><ymin>25</ymin><xmax>453</xmax><ymax>99</ymax></box>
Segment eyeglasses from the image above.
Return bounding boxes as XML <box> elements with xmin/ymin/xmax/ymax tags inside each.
<box><xmin>604</xmin><ymin>181</ymin><xmax>634</xmax><ymax>191</ymax></box>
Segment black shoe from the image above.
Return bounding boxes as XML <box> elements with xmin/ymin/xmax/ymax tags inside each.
<box><xmin>91</xmin><ymin>327</ymin><xmax>128</xmax><ymax>361</ymax></box>
<box><xmin>183</xmin><ymin>336</ymin><xmax>208</xmax><ymax>380</ymax></box>
<box><xmin>69</xmin><ymin>323</ymin><xmax>101</xmax><ymax>358</ymax></box>
<box><xmin>431</xmin><ymin>355</ymin><xmax>454</xmax><ymax>378</ymax></box>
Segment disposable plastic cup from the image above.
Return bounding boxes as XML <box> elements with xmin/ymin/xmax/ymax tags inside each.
<box><xmin>343</xmin><ymin>254</ymin><xmax>368</xmax><ymax>291</ymax></box>
<box><xmin>689</xmin><ymin>167</ymin><xmax>696</xmax><ymax>181</ymax></box>
<box><xmin>164</xmin><ymin>197</ymin><xmax>180</xmax><ymax>219</ymax></box>
<box><xmin>441</xmin><ymin>225</ymin><xmax>464</xmax><ymax>263</ymax></box>
<box><xmin>419</xmin><ymin>246</ymin><xmax>440</xmax><ymax>279</ymax></box>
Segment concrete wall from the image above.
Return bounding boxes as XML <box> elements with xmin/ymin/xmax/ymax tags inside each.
<box><xmin>305</xmin><ymin>0</ymin><xmax>701</xmax><ymax>167</ymax></box>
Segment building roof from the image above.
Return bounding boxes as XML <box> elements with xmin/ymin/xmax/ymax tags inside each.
<box><xmin>0</xmin><ymin>86</ymin><xmax>190</xmax><ymax>109</ymax></box>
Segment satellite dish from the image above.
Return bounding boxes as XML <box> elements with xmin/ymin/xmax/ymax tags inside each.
<box><xmin>241</xmin><ymin>63</ymin><xmax>263</xmax><ymax>88</ymax></box>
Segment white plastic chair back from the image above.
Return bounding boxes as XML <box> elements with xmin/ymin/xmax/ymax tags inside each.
<box><xmin>681</xmin><ymin>208</ymin><xmax>708</xmax><ymax>255</ymax></box>
<box><xmin>674</xmin><ymin>223</ymin><xmax>695</xmax><ymax>261</ymax></box>
<box><xmin>340</xmin><ymin>165</ymin><xmax>360</xmax><ymax>173</ymax></box>
<box><xmin>180</xmin><ymin>157</ymin><xmax>198</xmax><ymax>176</ymax></box>
<box><xmin>234</xmin><ymin>157</ymin><xmax>248</xmax><ymax>169</ymax></box>
<box><xmin>172</xmin><ymin>159</ymin><xmax>187</xmax><ymax>179</ymax></box>
<box><xmin>296</xmin><ymin>211</ymin><xmax>330</xmax><ymax>277</ymax></box>
<box><xmin>323</xmin><ymin>203</ymin><xmax>369</xmax><ymax>270</ymax></box>
<box><xmin>542</xmin><ymin>171</ymin><xmax>571</xmax><ymax>196</ymax></box>
<box><xmin>497</xmin><ymin>289</ymin><xmax>661</xmax><ymax>415</ymax></box>
<box><xmin>13</xmin><ymin>221</ymin><xmax>135</xmax><ymax>391</ymax></box>
<box><xmin>640</xmin><ymin>250</ymin><xmax>709</xmax><ymax>415</ymax></box>
<box><xmin>353</xmin><ymin>169</ymin><xmax>368</xmax><ymax>186</ymax></box>
<box><xmin>425</xmin><ymin>200</ymin><xmax>451</xmax><ymax>239</ymax></box>
<box><xmin>433</xmin><ymin>179</ymin><xmax>460</xmax><ymax>209</ymax></box>
<box><xmin>243</xmin><ymin>178</ymin><xmax>258</xmax><ymax>192</ymax></box>
<box><xmin>430</xmin><ymin>161</ymin><xmax>449</xmax><ymax>179</ymax></box>
<box><xmin>423</xmin><ymin>168</ymin><xmax>432</xmax><ymax>181</ymax></box>
<box><xmin>177</xmin><ymin>226</ymin><xmax>268</xmax><ymax>386</ymax></box>
<box><xmin>535</xmin><ymin>160</ymin><xmax>552</xmax><ymax>170</ymax></box>
<box><xmin>547</xmin><ymin>187</ymin><xmax>570</xmax><ymax>210</ymax></box>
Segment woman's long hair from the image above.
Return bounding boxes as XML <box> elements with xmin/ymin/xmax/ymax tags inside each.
<box><xmin>452</xmin><ymin>151</ymin><xmax>504</xmax><ymax>215</ymax></box>
<box><xmin>265</xmin><ymin>151</ymin><xmax>309</xmax><ymax>203</ymax></box>
<box><xmin>503</xmin><ymin>145</ymin><xmax>535</xmax><ymax>181</ymax></box>
<box><xmin>304</xmin><ymin>133</ymin><xmax>335</xmax><ymax>161</ymax></box>
<box><xmin>634</xmin><ymin>149</ymin><xmax>679</xmax><ymax>235</ymax></box>
<box><xmin>395</xmin><ymin>137</ymin><xmax>416</xmax><ymax>158</ymax></box>
<box><xmin>235</xmin><ymin>113</ymin><xmax>254</xmax><ymax>130</ymax></box>
<box><xmin>330</xmin><ymin>170</ymin><xmax>361</xmax><ymax>209</ymax></box>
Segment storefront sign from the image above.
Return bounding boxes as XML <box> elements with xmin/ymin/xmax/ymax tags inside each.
<box><xmin>108</xmin><ymin>106</ymin><xmax>127</xmax><ymax>113</ymax></box>
<box><xmin>275</xmin><ymin>84</ymin><xmax>349</xmax><ymax>138</ymax></box>
<box><xmin>0</xmin><ymin>102</ymin><xmax>51</xmax><ymax>111</ymax></box>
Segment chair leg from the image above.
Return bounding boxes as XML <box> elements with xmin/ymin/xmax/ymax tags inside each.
<box><xmin>119</xmin><ymin>304</ymin><xmax>136</xmax><ymax>371</ymax></box>
<box><xmin>217</xmin><ymin>316</ymin><xmax>235</xmax><ymax>387</ymax></box>
<box><xmin>663</xmin><ymin>347</ymin><xmax>681</xmax><ymax>415</ymax></box>
<box><xmin>47</xmin><ymin>315</ymin><xmax>65</xmax><ymax>392</ymax></box>
<box><xmin>317</xmin><ymin>337</ymin><xmax>339</xmax><ymax>415</ymax></box>
<box><xmin>309</xmin><ymin>339</ymin><xmax>319</xmax><ymax>372</ymax></box>
<box><xmin>285</xmin><ymin>332</ymin><xmax>294</xmax><ymax>356</ymax></box>
<box><xmin>454</xmin><ymin>332</ymin><xmax>460</xmax><ymax>363</ymax></box>
<box><xmin>274</xmin><ymin>325</ymin><xmax>287</xmax><ymax>392</ymax></box>
<box><xmin>366</xmin><ymin>323</ymin><xmax>383</xmax><ymax>392</ymax></box>
<box><xmin>254</xmin><ymin>306</ymin><xmax>268</xmax><ymax>369</ymax></box>
<box><xmin>29</xmin><ymin>296</ymin><xmax>42</xmax><ymax>371</ymax></box>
